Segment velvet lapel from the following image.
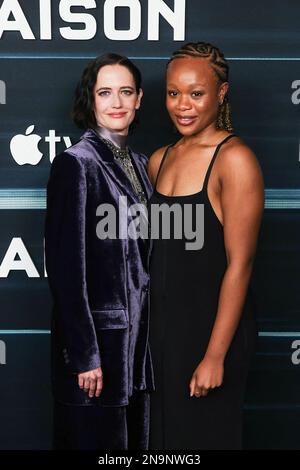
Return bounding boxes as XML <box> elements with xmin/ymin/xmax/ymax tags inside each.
<box><xmin>130</xmin><ymin>149</ymin><xmax>152</xmax><ymax>200</ymax></box>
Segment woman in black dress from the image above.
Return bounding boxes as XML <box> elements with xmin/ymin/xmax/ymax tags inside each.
<box><xmin>148</xmin><ymin>42</ymin><xmax>264</xmax><ymax>450</ymax></box>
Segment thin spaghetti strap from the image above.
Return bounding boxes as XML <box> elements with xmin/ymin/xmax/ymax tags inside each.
<box><xmin>154</xmin><ymin>144</ymin><xmax>174</xmax><ymax>190</ymax></box>
<box><xmin>202</xmin><ymin>134</ymin><xmax>236</xmax><ymax>191</ymax></box>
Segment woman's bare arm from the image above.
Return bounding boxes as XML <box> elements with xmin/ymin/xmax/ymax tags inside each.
<box><xmin>190</xmin><ymin>142</ymin><xmax>264</xmax><ymax>396</ymax></box>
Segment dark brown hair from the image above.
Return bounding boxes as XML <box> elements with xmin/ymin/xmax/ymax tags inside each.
<box><xmin>71</xmin><ymin>53</ymin><xmax>142</xmax><ymax>130</ymax></box>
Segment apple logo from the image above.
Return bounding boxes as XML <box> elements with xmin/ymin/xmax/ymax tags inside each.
<box><xmin>10</xmin><ymin>125</ymin><xmax>43</xmax><ymax>165</ymax></box>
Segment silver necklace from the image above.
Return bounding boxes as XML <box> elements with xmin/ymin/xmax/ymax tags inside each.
<box><xmin>99</xmin><ymin>135</ymin><xmax>147</xmax><ymax>206</ymax></box>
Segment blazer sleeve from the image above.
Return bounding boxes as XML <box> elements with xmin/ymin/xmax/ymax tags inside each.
<box><xmin>45</xmin><ymin>151</ymin><xmax>101</xmax><ymax>374</ymax></box>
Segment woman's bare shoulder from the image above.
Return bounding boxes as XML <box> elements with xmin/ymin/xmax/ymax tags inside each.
<box><xmin>220</xmin><ymin>137</ymin><xmax>262</xmax><ymax>173</ymax></box>
<box><xmin>219</xmin><ymin>136</ymin><xmax>264</xmax><ymax>189</ymax></box>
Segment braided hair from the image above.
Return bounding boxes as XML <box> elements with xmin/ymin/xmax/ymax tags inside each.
<box><xmin>167</xmin><ymin>42</ymin><xmax>233</xmax><ymax>132</ymax></box>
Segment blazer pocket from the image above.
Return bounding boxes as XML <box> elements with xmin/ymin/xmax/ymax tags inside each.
<box><xmin>92</xmin><ymin>308</ymin><xmax>128</xmax><ymax>330</ymax></box>
<box><xmin>91</xmin><ymin>309</ymin><xmax>129</xmax><ymax>406</ymax></box>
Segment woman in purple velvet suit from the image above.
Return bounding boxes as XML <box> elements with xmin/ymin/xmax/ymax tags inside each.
<box><xmin>45</xmin><ymin>54</ymin><xmax>154</xmax><ymax>450</ymax></box>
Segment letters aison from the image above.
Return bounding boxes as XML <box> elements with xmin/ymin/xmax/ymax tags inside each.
<box><xmin>0</xmin><ymin>0</ymin><xmax>186</xmax><ymax>41</ymax></box>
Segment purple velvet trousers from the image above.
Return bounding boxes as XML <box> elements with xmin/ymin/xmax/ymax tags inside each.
<box><xmin>53</xmin><ymin>390</ymin><xmax>150</xmax><ymax>450</ymax></box>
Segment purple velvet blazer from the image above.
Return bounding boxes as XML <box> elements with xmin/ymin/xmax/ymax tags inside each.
<box><xmin>45</xmin><ymin>129</ymin><xmax>154</xmax><ymax>407</ymax></box>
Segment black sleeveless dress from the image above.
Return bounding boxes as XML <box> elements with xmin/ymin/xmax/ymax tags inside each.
<box><xmin>149</xmin><ymin>135</ymin><xmax>257</xmax><ymax>450</ymax></box>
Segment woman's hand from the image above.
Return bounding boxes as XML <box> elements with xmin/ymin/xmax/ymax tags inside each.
<box><xmin>189</xmin><ymin>356</ymin><xmax>224</xmax><ymax>398</ymax></box>
<box><xmin>78</xmin><ymin>367</ymin><xmax>103</xmax><ymax>398</ymax></box>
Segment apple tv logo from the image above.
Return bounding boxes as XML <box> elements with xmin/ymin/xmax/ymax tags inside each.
<box><xmin>10</xmin><ymin>125</ymin><xmax>72</xmax><ymax>165</ymax></box>
<box><xmin>10</xmin><ymin>125</ymin><xmax>42</xmax><ymax>165</ymax></box>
